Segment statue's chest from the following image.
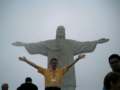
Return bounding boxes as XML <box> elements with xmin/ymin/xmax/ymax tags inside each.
<box><xmin>56</xmin><ymin>40</ymin><xmax>71</xmax><ymax>50</ymax></box>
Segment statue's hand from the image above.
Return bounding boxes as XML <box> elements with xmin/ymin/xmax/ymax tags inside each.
<box><xmin>97</xmin><ymin>38</ymin><xmax>109</xmax><ymax>44</ymax></box>
<box><xmin>12</xmin><ymin>42</ymin><xmax>25</xmax><ymax>46</ymax></box>
<box><xmin>19</xmin><ymin>56</ymin><xmax>27</xmax><ymax>62</ymax></box>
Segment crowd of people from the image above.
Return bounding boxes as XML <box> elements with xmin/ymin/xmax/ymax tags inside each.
<box><xmin>1</xmin><ymin>54</ymin><xmax>120</xmax><ymax>90</ymax></box>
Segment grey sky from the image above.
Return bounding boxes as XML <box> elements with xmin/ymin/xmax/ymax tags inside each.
<box><xmin>0</xmin><ymin>0</ymin><xmax>120</xmax><ymax>90</ymax></box>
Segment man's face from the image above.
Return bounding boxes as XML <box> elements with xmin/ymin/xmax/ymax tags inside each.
<box><xmin>50</xmin><ymin>59</ymin><xmax>58</xmax><ymax>69</ymax></box>
<box><xmin>110</xmin><ymin>58</ymin><xmax>120</xmax><ymax>73</ymax></box>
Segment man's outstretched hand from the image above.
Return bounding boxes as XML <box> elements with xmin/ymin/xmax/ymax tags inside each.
<box><xmin>19</xmin><ymin>56</ymin><xmax>27</xmax><ymax>62</ymax></box>
<box><xmin>77</xmin><ymin>54</ymin><xmax>86</xmax><ymax>60</ymax></box>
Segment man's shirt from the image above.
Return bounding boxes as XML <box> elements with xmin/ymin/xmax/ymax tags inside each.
<box><xmin>37</xmin><ymin>66</ymin><xmax>69</xmax><ymax>87</ymax></box>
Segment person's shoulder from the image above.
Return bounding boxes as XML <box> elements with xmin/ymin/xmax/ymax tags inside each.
<box><xmin>56</xmin><ymin>67</ymin><xmax>63</xmax><ymax>71</ymax></box>
<box><xmin>105</xmin><ymin>71</ymin><xmax>114</xmax><ymax>76</ymax></box>
<box><xmin>57</xmin><ymin>67</ymin><xmax>68</xmax><ymax>73</ymax></box>
<box><xmin>31</xmin><ymin>83</ymin><xmax>38</xmax><ymax>89</ymax></box>
<box><xmin>105</xmin><ymin>71</ymin><xmax>120</xmax><ymax>78</ymax></box>
<box><xmin>20</xmin><ymin>83</ymin><xmax>26</xmax><ymax>86</ymax></box>
<box><xmin>104</xmin><ymin>71</ymin><xmax>120</xmax><ymax>84</ymax></box>
<box><xmin>104</xmin><ymin>71</ymin><xmax>120</xmax><ymax>90</ymax></box>
<box><xmin>30</xmin><ymin>83</ymin><xmax>38</xmax><ymax>87</ymax></box>
<box><xmin>104</xmin><ymin>72</ymin><xmax>113</xmax><ymax>80</ymax></box>
<box><xmin>17</xmin><ymin>83</ymin><xmax>26</xmax><ymax>90</ymax></box>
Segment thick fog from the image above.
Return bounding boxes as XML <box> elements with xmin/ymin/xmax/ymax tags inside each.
<box><xmin>0</xmin><ymin>0</ymin><xmax>120</xmax><ymax>90</ymax></box>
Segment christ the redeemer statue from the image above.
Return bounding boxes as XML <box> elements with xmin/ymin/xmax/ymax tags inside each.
<box><xmin>12</xmin><ymin>26</ymin><xmax>109</xmax><ymax>90</ymax></box>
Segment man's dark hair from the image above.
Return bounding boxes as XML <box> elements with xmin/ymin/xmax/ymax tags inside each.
<box><xmin>109</xmin><ymin>54</ymin><xmax>120</xmax><ymax>63</ymax></box>
<box><xmin>50</xmin><ymin>58</ymin><xmax>58</xmax><ymax>63</ymax></box>
<box><xmin>25</xmin><ymin>77</ymin><xmax>32</xmax><ymax>83</ymax></box>
<box><xmin>104</xmin><ymin>72</ymin><xmax>120</xmax><ymax>90</ymax></box>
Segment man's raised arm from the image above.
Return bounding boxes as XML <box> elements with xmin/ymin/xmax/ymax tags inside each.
<box><xmin>66</xmin><ymin>54</ymin><xmax>86</xmax><ymax>70</ymax></box>
<box><xmin>19</xmin><ymin>56</ymin><xmax>40</xmax><ymax>69</ymax></box>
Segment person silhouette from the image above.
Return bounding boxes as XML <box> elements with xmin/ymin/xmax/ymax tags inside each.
<box><xmin>103</xmin><ymin>54</ymin><xmax>120</xmax><ymax>90</ymax></box>
<box><xmin>108</xmin><ymin>54</ymin><xmax>120</xmax><ymax>73</ymax></box>
<box><xmin>17</xmin><ymin>77</ymin><xmax>38</xmax><ymax>90</ymax></box>
<box><xmin>1</xmin><ymin>83</ymin><xmax>9</xmax><ymax>90</ymax></box>
<box><xmin>104</xmin><ymin>72</ymin><xmax>120</xmax><ymax>90</ymax></box>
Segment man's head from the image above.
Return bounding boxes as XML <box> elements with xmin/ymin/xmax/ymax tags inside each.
<box><xmin>1</xmin><ymin>83</ymin><xmax>9</xmax><ymax>90</ymax></box>
<box><xmin>25</xmin><ymin>77</ymin><xmax>32</xmax><ymax>83</ymax></box>
<box><xmin>56</xmin><ymin>25</ymin><xmax>65</xmax><ymax>39</ymax></box>
<box><xmin>49</xmin><ymin>58</ymin><xmax>58</xmax><ymax>69</ymax></box>
<box><xmin>104</xmin><ymin>72</ymin><xmax>120</xmax><ymax>90</ymax></box>
<box><xmin>109</xmin><ymin>54</ymin><xmax>120</xmax><ymax>73</ymax></box>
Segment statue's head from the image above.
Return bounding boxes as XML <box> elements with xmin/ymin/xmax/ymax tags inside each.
<box><xmin>56</xmin><ymin>25</ymin><xmax>65</xmax><ymax>39</ymax></box>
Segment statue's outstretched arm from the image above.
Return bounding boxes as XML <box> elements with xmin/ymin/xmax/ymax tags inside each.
<box><xmin>12</xmin><ymin>42</ymin><xmax>26</xmax><ymax>46</ymax></box>
<box><xmin>71</xmin><ymin>38</ymin><xmax>109</xmax><ymax>55</ymax></box>
<box><xmin>12</xmin><ymin>41</ymin><xmax>49</xmax><ymax>56</ymax></box>
<box><xmin>95</xmin><ymin>38</ymin><xmax>109</xmax><ymax>44</ymax></box>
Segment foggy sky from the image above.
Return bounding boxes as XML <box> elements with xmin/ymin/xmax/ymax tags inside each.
<box><xmin>0</xmin><ymin>0</ymin><xmax>120</xmax><ymax>90</ymax></box>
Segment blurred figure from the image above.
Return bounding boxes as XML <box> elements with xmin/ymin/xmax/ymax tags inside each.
<box><xmin>17</xmin><ymin>77</ymin><xmax>38</xmax><ymax>90</ymax></box>
<box><xmin>18</xmin><ymin>54</ymin><xmax>85</xmax><ymax>90</ymax></box>
<box><xmin>104</xmin><ymin>72</ymin><xmax>120</xmax><ymax>90</ymax></box>
<box><xmin>109</xmin><ymin>54</ymin><xmax>120</xmax><ymax>73</ymax></box>
<box><xmin>103</xmin><ymin>54</ymin><xmax>120</xmax><ymax>90</ymax></box>
<box><xmin>1</xmin><ymin>83</ymin><xmax>9</xmax><ymax>90</ymax></box>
